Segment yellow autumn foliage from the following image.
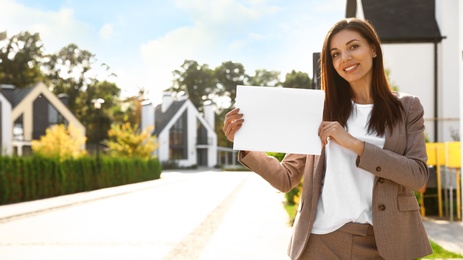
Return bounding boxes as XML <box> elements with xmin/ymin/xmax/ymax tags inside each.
<box><xmin>31</xmin><ymin>124</ymin><xmax>87</xmax><ymax>160</ymax></box>
<box><xmin>106</xmin><ymin>123</ymin><xmax>158</xmax><ymax>159</ymax></box>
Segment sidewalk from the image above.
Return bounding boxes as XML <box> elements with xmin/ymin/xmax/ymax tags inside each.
<box><xmin>423</xmin><ymin>217</ymin><xmax>463</xmax><ymax>256</ymax></box>
<box><xmin>0</xmin><ymin>176</ymin><xmax>177</xmax><ymax>223</ymax></box>
<box><xmin>0</xmin><ymin>171</ymin><xmax>292</xmax><ymax>259</ymax></box>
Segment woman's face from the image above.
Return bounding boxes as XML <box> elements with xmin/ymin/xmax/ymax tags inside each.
<box><xmin>329</xmin><ymin>29</ymin><xmax>376</xmax><ymax>87</ymax></box>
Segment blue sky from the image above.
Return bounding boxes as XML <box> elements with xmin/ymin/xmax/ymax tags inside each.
<box><xmin>0</xmin><ymin>0</ymin><xmax>346</xmax><ymax>103</ymax></box>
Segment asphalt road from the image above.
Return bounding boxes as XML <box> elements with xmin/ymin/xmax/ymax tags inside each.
<box><xmin>0</xmin><ymin>170</ymin><xmax>291</xmax><ymax>260</ymax></box>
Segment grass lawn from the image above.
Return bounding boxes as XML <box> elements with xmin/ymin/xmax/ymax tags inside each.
<box><xmin>284</xmin><ymin>204</ymin><xmax>463</xmax><ymax>259</ymax></box>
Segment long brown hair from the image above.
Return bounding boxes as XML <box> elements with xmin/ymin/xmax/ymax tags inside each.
<box><xmin>320</xmin><ymin>18</ymin><xmax>403</xmax><ymax>136</ymax></box>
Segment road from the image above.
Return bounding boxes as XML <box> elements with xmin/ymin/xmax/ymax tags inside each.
<box><xmin>0</xmin><ymin>170</ymin><xmax>291</xmax><ymax>260</ymax></box>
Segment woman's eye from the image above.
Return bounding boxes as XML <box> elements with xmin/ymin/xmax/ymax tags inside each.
<box><xmin>331</xmin><ymin>52</ymin><xmax>339</xmax><ymax>58</ymax></box>
<box><xmin>350</xmin><ymin>44</ymin><xmax>359</xmax><ymax>50</ymax></box>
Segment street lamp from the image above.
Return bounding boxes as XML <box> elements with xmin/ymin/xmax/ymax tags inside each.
<box><xmin>92</xmin><ymin>98</ymin><xmax>105</xmax><ymax>168</ymax></box>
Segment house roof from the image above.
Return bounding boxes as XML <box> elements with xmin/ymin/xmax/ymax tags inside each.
<box><xmin>0</xmin><ymin>84</ymin><xmax>38</xmax><ymax>107</ymax></box>
<box><xmin>154</xmin><ymin>99</ymin><xmax>187</xmax><ymax>135</ymax></box>
<box><xmin>347</xmin><ymin>0</ymin><xmax>443</xmax><ymax>43</ymax></box>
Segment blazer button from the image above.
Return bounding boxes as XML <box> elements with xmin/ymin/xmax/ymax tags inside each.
<box><xmin>376</xmin><ymin>166</ymin><xmax>381</xmax><ymax>172</ymax></box>
<box><xmin>378</xmin><ymin>178</ymin><xmax>384</xmax><ymax>183</ymax></box>
<box><xmin>378</xmin><ymin>204</ymin><xmax>386</xmax><ymax>211</ymax></box>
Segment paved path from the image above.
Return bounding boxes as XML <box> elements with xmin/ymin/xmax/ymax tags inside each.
<box><xmin>1</xmin><ymin>169</ymin><xmax>462</xmax><ymax>259</ymax></box>
<box><xmin>0</xmin><ymin>170</ymin><xmax>291</xmax><ymax>260</ymax></box>
<box><xmin>423</xmin><ymin>217</ymin><xmax>463</xmax><ymax>256</ymax></box>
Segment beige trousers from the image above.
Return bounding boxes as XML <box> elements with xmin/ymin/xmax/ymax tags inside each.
<box><xmin>299</xmin><ymin>222</ymin><xmax>384</xmax><ymax>260</ymax></box>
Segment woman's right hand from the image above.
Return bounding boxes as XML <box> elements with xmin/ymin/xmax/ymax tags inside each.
<box><xmin>223</xmin><ymin>108</ymin><xmax>244</xmax><ymax>142</ymax></box>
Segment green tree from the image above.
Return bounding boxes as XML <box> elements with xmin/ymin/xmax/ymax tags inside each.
<box><xmin>43</xmin><ymin>43</ymin><xmax>96</xmax><ymax>112</ymax></box>
<box><xmin>0</xmin><ymin>31</ymin><xmax>45</xmax><ymax>88</ymax></box>
<box><xmin>246</xmin><ymin>69</ymin><xmax>282</xmax><ymax>87</ymax></box>
<box><xmin>81</xmin><ymin>80</ymin><xmax>121</xmax><ymax>144</ymax></box>
<box><xmin>169</xmin><ymin>60</ymin><xmax>217</xmax><ymax>112</ymax></box>
<box><xmin>215</xmin><ymin>61</ymin><xmax>247</xmax><ymax>109</ymax></box>
<box><xmin>282</xmin><ymin>70</ymin><xmax>312</xmax><ymax>89</ymax></box>
<box><xmin>105</xmin><ymin>123</ymin><xmax>158</xmax><ymax>159</ymax></box>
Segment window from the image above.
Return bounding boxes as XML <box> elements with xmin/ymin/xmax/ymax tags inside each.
<box><xmin>13</xmin><ymin>116</ymin><xmax>24</xmax><ymax>141</ymax></box>
<box><xmin>169</xmin><ymin>112</ymin><xmax>187</xmax><ymax>159</ymax></box>
<box><xmin>197</xmin><ymin>119</ymin><xmax>208</xmax><ymax>145</ymax></box>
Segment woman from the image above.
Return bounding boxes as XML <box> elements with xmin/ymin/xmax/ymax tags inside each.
<box><xmin>223</xmin><ymin>18</ymin><xmax>432</xmax><ymax>260</ymax></box>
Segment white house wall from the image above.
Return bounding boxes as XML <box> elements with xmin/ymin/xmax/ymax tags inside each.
<box><xmin>382</xmin><ymin>44</ymin><xmax>437</xmax><ymax>140</ymax></box>
<box><xmin>458</xmin><ymin>0</ymin><xmax>463</xmax><ymax>222</ymax></box>
<box><xmin>436</xmin><ymin>0</ymin><xmax>461</xmax><ymax>142</ymax></box>
<box><xmin>185</xmin><ymin>102</ymin><xmax>198</xmax><ymax>167</ymax></box>
<box><xmin>193</xmin><ymin>103</ymin><xmax>218</xmax><ymax>167</ymax></box>
<box><xmin>0</xmin><ymin>95</ymin><xmax>12</xmax><ymax>155</ymax></box>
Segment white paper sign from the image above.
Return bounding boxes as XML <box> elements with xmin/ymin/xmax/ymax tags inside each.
<box><xmin>233</xmin><ymin>85</ymin><xmax>324</xmax><ymax>155</ymax></box>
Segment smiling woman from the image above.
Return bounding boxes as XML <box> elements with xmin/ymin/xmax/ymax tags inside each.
<box><xmin>223</xmin><ymin>18</ymin><xmax>433</xmax><ymax>260</ymax></box>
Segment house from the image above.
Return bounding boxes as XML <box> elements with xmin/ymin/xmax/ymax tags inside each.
<box><xmin>141</xmin><ymin>92</ymin><xmax>217</xmax><ymax>168</ymax></box>
<box><xmin>0</xmin><ymin>89</ymin><xmax>12</xmax><ymax>155</ymax></box>
<box><xmin>346</xmin><ymin>0</ymin><xmax>462</xmax><ymax>142</ymax></box>
<box><xmin>0</xmin><ymin>82</ymin><xmax>86</xmax><ymax>156</ymax></box>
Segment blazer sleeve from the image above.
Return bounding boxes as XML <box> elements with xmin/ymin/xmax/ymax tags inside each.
<box><xmin>356</xmin><ymin>96</ymin><xmax>429</xmax><ymax>191</ymax></box>
<box><xmin>239</xmin><ymin>152</ymin><xmax>307</xmax><ymax>193</ymax></box>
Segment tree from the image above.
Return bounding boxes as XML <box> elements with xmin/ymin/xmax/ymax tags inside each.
<box><xmin>246</xmin><ymin>69</ymin><xmax>282</xmax><ymax>87</ymax></box>
<box><xmin>215</xmin><ymin>61</ymin><xmax>247</xmax><ymax>109</ymax></box>
<box><xmin>169</xmin><ymin>60</ymin><xmax>216</xmax><ymax>112</ymax></box>
<box><xmin>81</xmin><ymin>80</ymin><xmax>121</xmax><ymax>144</ymax></box>
<box><xmin>31</xmin><ymin>124</ymin><xmax>87</xmax><ymax>160</ymax></box>
<box><xmin>0</xmin><ymin>31</ymin><xmax>45</xmax><ymax>88</ymax></box>
<box><xmin>43</xmin><ymin>43</ymin><xmax>96</xmax><ymax>112</ymax></box>
<box><xmin>282</xmin><ymin>70</ymin><xmax>312</xmax><ymax>89</ymax></box>
<box><xmin>105</xmin><ymin>123</ymin><xmax>158</xmax><ymax>159</ymax></box>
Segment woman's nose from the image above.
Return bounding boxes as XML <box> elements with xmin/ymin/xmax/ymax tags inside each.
<box><xmin>341</xmin><ymin>51</ymin><xmax>351</xmax><ymax>62</ymax></box>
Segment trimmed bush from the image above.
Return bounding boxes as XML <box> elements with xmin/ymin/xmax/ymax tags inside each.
<box><xmin>0</xmin><ymin>156</ymin><xmax>161</xmax><ymax>205</ymax></box>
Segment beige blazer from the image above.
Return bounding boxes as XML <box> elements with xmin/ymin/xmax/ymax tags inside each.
<box><xmin>240</xmin><ymin>93</ymin><xmax>433</xmax><ymax>260</ymax></box>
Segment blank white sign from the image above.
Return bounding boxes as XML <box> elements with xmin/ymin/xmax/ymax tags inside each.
<box><xmin>233</xmin><ymin>85</ymin><xmax>324</xmax><ymax>155</ymax></box>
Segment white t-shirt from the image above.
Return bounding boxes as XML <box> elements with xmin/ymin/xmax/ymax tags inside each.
<box><xmin>311</xmin><ymin>103</ymin><xmax>385</xmax><ymax>234</ymax></box>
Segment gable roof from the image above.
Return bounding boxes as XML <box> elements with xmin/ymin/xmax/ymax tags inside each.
<box><xmin>347</xmin><ymin>0</ymin><xmax>443</xmax><ymax>43</ymax></box>
<box><xmin>154</xmin><ymin>99</ymin><xmax>187</xmax><ymax>135</ymax></box>
<box><xmin>0</xmin><ymin>84</ymin><xmax>47</xmax><ymax>107</ymax></box>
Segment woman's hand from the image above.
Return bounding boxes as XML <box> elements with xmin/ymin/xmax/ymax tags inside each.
<box><xmin>318</xmin><ymin>121</ymin><xmax>365</xmax><ymax>156</ymax></box>
<box><xmin>223</xmin><ymin>108</ymin><xmax>244</xmax><ymax>142</ymax></box>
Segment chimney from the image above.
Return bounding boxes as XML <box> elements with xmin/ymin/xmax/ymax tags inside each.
<box><xmin>58</xmin><ymin>93</ymin><xmax>69</xmax><ymax>107</ymax></box>
<box><xmin>141</xmin><ymin>100</ymin><xmax>155</xmax><ymax>134</ymax></box>
<box><xmin>162</xmin><ymin>92</ymin><xmax>173</xmax><ymax>112</ymax></box>
<box><xmin>0</xmin><ymin>84</ymin><xmax>16</xmax><ymax>105</ymax></box>
<box><xmin>203</xmin><ymin>100</ymin><xmax>215</xmax><ymax>128</ymax></box>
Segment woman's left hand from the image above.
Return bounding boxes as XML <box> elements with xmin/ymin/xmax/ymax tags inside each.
<box><xmin>318</xmin><ymin>121</ymin><xmax>364</xmax><ymax>156</ymax></box>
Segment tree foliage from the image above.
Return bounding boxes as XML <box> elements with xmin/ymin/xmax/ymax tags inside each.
<box><xmin>215</xmin><ymin>61</ymin><xmax>247</xmax><ymax>109</ymax></box>
<box><xmin>43</xmin><ymin>43</ymin><xmax>97</xmax><ymax>112</ymax></box>
<box><xmin>0</xmin><ymin>31</ymin><xmax>124</xmax><ymax>146</ymax></box>
<box><xmin>31</xmin><ymin>124</ymin><xmax>87</xmax><ymax>160</ymax></box>
<box><xmin>105</xmin><ymin>123</ymin><xmax>158</xmax><ymax>159</ymax></box>
<box><xmin>282</xmin><ymin>70</ymin><xmax>311</xmax><ymax>89</ymax></box>
<box><xmin>0</xmin><ymin>31</ymin><xmax>45</xmax><ymax>88</ymax></box>
<box><xmin>247</xmin><ymin>69</ymin><xmax>282</xmax><ymax>87</ymax></box>
<box><xmin>169</xmin><ymin>60</ymin><xmax>216</xmax><ymax>112</ymax></box>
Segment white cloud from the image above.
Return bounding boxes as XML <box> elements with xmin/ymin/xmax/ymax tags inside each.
<box><xmin>0</xmin><ymin>0</ymin><xmax>94</xmax><ymax>53</ymax></box>
<box><xmin>99</xmin><ymin>23</ymin><xmax>114</xmax><ymax>41</ymax></box>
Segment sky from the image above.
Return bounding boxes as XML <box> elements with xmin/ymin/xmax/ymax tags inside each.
<box><xmin>0</xmin><ymin>0</ymin><xmax>346</xmax><ymax>104</ymax></box>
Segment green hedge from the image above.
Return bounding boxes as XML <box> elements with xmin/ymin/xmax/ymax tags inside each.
<box><xmin>0</xmin><ymin>156</ymin><xmax>161</xmax><ymax>205</ymax></box>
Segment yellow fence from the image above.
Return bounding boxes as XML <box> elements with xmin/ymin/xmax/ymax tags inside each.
<box><xmin>423</xmin><ymin>142</ymin><xmax>461</xmax><ymax>221</ymax></box>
